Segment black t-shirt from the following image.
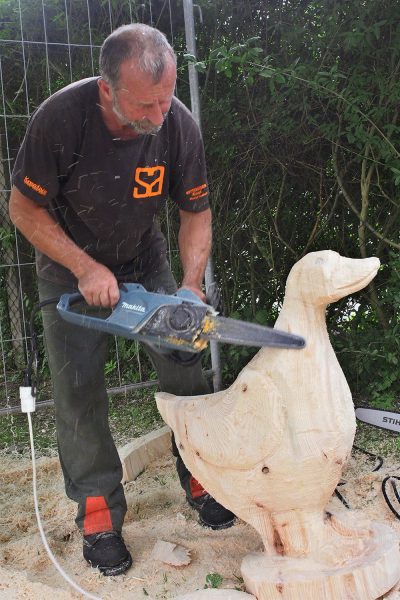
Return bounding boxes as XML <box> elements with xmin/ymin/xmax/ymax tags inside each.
<box><xmin>12</xmin><ymin>77</ymin><xmax>210</xmax><ymax>285</ymax></box>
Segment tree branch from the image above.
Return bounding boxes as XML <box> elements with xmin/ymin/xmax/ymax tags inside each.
<box><xmin>332</xmin><ymin>147</ymin><xmax>400</xmax><ymax>251</ymax></box>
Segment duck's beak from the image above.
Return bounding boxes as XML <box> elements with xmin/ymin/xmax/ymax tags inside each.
<box><xmin>331</xmin><ymin>256</ymin><xmax>380</xmax><ymax>300</ymax></box>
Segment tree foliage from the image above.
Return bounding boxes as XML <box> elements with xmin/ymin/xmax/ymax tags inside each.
<box><xmin>191</xmin><ymin>0</ymin><xmax>400</xmax><ymax>403</ymax></box>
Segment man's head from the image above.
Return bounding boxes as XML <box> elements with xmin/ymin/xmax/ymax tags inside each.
<box><xmin>99</xmin><ymin>24</ymin><xmax>177</xmax><ymax>136</ymax></box>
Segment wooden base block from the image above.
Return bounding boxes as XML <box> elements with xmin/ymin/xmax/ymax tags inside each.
<box><xmin>241</xmin><ymin>522</ymin><xmax>400</xmax><ymax>600</ymax></box>
<box><xmin>119</xmin><ymin>425</ymin><xmax>171</xmax><ymax>483</ymax></box>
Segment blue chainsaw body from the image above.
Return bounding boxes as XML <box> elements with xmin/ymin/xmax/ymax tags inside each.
<box><xmin>57</xmin><ymin>284</ymin><xmax>211</xmax><ymax>351</ymax></box>
<box><xmin>57</xmin><ymin>283</ymin><xmax>306</xmax><ymax>352</ymax></box>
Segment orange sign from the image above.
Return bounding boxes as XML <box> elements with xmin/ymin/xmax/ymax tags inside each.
<box><xmin>133</xmin><ymin>166</ymin><xmax>165</xmax><ymax>198</ymax></box>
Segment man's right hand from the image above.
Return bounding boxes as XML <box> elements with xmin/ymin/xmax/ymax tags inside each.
<box><xmin>9</xmin><ymin>188</ymin><xmax>120</xmax><ymax>309</ymax></box>
<box><xmin>77</xmin><ymin>262</ymin><xmax>120</xmax><ymax>307</ymax></box>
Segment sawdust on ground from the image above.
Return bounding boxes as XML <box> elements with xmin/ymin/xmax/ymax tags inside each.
<box><xmin>1</xmin><ymin>439</ymin><xmax>400</xmax><ymax>599</ymax></box>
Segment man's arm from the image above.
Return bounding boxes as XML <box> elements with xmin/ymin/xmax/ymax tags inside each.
<box><xmin>178</xmin><ymin>207</ymin><xmax>212</xmax><ymax>301</ymax></box>
<box><xmin>8</xmin><ymin>186</ymin><xmax>120</xmax><ymax>307</ymax></box>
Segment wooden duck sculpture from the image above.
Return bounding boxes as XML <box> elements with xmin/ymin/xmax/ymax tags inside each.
<box><xmin>156</xmin><ymin>251</ymin><xmax>400</xmax><ymax>599</ymax></box>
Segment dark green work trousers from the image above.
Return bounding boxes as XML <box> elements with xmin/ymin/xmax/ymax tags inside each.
<box><xmin>38</xmin><ymin>264</ymin><xmax>210</xmax><ymax>534</ymax></box>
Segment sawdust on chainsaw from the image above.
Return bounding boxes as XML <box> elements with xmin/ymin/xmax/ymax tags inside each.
<box><xmin>1</xmin><ymin>438</ymin><xmax>400</xmax><ymax>599</ymax></box>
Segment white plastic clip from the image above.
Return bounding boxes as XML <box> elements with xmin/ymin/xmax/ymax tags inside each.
<box><xmin>20</xmin><ymin>386</ymin><xmax>36</xmax><ymax>413</ymax></box>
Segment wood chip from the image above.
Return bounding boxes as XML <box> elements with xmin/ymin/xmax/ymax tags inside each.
<box><xmin>151</xmin><ymin>539</ymin><xmax>191</xmax><ymax>566</ymax></box>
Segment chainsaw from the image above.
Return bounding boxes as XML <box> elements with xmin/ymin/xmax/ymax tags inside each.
<box><xmin>56</xmin><ymin>283</ymin><xmax>306</xmax><ymax>353</ymax></box>
<box><xmin>355</xmin><ymin>407</ymin><xmax>400</xmax><ymax>434</ymax></box>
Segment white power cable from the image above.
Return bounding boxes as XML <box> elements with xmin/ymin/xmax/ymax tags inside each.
<box><xmin>24</xmin><ymin>393</ymin><xmax>102</xmax><ymax>600</ymax></box>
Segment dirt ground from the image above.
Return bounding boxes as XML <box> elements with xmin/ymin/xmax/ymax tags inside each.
<box><xmin>1</xmin><ymin>442</ymin><xmax>400</xmax><ymax>599</ymax></box>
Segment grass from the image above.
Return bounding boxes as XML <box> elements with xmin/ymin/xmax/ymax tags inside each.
<box><xmin>205</xmin><ymin>573</ymin><xmax>223</xmax><ymax>589</ymax></box>
<box><xmin>353</xmin><ymin>420</ymin><xmax>400</xmax><ymax>458</ymax></box>
<box><xmin>108</xmin><ymin>388</ymin><xmax>164</xmax><ymax>446</ymax></box>
<box><xmin>0</xmin><ymin>387</ymin><xmax>163</xmax><ymax>457</ymax></box>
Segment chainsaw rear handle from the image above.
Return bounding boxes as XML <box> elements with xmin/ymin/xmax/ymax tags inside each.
<box><xmin>56</xmin><ymin>282</ymin><xmax>129</xmax><ymax>312</ymax></box>
<box><xmin>59</xmin><ymin>292</ymin><xmax>85</xmax><ymax>307</ymax></box>
<box><xmin>56</xmin><ymin>283</ymin><xmax>208</xmax><ymax>338</ymax></box>
<box><xmin>56</xmin><ymin>291</ymin><xmax>115</xmax><ymax>333</ymax></box>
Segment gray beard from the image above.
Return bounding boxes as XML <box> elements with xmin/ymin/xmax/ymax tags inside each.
<box><xmin>112</xmin><ymin>97</ymin><xmax>165</xmax><ymax>136</ymax></box>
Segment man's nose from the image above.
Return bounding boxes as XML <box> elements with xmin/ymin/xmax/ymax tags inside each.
<box><xmin>145</xmin><ymin>102</ymin><xmax>163</xmax><ymax>125</ymax></box>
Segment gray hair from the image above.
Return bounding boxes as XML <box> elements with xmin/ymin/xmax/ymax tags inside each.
<box><xmin>100</xmin><ymin>23</ymin><xmax>176</xmax><ymax>89</ymax></box>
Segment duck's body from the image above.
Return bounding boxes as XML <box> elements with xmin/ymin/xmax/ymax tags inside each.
<box><xmin>156</xmin><ymin>251</ymin><xmax>380</xmax><ymax>560</ymax></box>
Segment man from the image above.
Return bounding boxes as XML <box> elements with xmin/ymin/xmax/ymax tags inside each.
<box><xmin>9</xmin><ymin>23</ymin><xmax>234</xmax><ymax>577</ymax></box>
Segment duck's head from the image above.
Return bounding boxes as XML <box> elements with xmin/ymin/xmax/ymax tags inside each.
<box><xmin>286</xmin><ymin>250</ymin><xmax>380</xmax><ymax>306</ymax></box>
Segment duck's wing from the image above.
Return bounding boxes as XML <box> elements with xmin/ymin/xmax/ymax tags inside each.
<box><xmin>157</xmin><ymin>368</ymin><xmax>286</xmax><ymax>470</ymax></box>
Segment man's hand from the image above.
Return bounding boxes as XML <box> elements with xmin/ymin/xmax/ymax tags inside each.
<box><xmin>9</xmin><ymin>187</ymin><xmax>120</xmax><ymax>308</ymax></box>
<box><xmin>77</xmin><ymin>262</ymin><xmax>120</xmax><ymax>307</ymax></box>
<box><xmin>178</xmin><ymin>284</ymin><xmax>206</xmax><ymax>303</ymax></box>
<box><xmin>9</xmin><ymin>187</ymin><xmax>120</xmax><ymax>307</ymax></box>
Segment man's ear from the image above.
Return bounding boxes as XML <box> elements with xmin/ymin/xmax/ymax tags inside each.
<box><xmin>98</xmin><ymin>78</ymin><xmax>112</xmax><ymax>102</ymax></box>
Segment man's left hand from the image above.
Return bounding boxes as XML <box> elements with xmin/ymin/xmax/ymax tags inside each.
<box><xmin>178</xmin><ymin>284</ymin><xmax>206</xmax><ymax>303</ymax></box>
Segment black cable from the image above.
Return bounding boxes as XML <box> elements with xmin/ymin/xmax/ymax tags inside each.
<box><xmin>24</xmin><ymin>297</ymin><xmax>61</xmax><ymax>395</ymax></box>
<box><xmin>382</xmin><ymin>476</ymin><xmax>400</xmax><ymax>520</ymax></box>
<box><xmin>353</xmin><ymin>444</ymin><xmax>383</xmax><ymax>472</ymax></box>
<box><xmin>392</xmin><ymin>478</ymin><xmax>400</xmax><ymax>503</ymax></box>
<box><xmin>334</xmin><ymin>487</ymin><xmax>351</xmax><ymax>509</ymax></box>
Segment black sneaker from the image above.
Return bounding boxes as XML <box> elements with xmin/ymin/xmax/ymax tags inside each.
<box><xmin>83</xmin><ymin>530</ymin><xmax>132</xmax><ymax>576</ymax></box>
<box><xmin>186</xmin><ymin>476</ymin><xmax>236</xmax><ymax>530</ymax></box>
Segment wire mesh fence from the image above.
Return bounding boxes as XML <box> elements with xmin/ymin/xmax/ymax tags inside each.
<box><xmin>0</xmin><ymin>0</ymin><xmax>207</xmax><ymax>415</ymax></box>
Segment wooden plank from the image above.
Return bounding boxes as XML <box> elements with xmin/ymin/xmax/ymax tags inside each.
<box><xmin>119</xmin><ymin>425</ymin><xmax>171</xmax><ymax>483</ymax></box>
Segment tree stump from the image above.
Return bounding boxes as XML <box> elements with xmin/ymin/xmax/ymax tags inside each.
<box><xmin>156</xmin><ymin>251</ymin><xmax>400</xmax><ymax>600</ymax></box>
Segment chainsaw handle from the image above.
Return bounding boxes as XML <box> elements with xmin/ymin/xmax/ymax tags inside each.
<box><xmin>56</xmin><ymin>292</ymin><xmax>112</xmax><ymax>332</ymax></box>
<box><xmin>56</xmin><ymin>284</ymin><xmax>148</xmax><ymax>334</ymax></box>
<box><xmin>58</xmin><ymin>283</ymin><xmax>129</xmax><ymax>313</ymax></box>
<box><xmin>59</xmin><ymin>292</ymin><xmax>85</xmax><ymax>307</ymax></box>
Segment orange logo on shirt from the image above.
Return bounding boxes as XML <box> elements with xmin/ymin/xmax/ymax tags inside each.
<box><xmin>133</xmin><ymin>166</ymin><xmax>165</xmax><ymax>198</ymax></box>
<box><xmin>23</xmin><ymin>175</ymin><xmax>48</xmax><ymax>196</ymax></box>
<box><xmin>185</xmin><ymin>183</ymin><xmax>208</xmax><ymax>201</ymax></box>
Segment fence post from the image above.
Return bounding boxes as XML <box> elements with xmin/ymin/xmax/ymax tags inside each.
<box><xmin>182</xmin><ymin>0</ymin><xmax>222</xmax><ymax>392</ymax></box>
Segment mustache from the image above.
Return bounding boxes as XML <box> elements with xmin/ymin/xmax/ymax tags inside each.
<box><xmin>129</xmin><ymin>119</ymin><xmax>164</xmax><ymax>135</ymax></box>
<box><xmin>111</xmin><ymin>97</ymin><xmax>167</xmax><ymax>135</ymax></box>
